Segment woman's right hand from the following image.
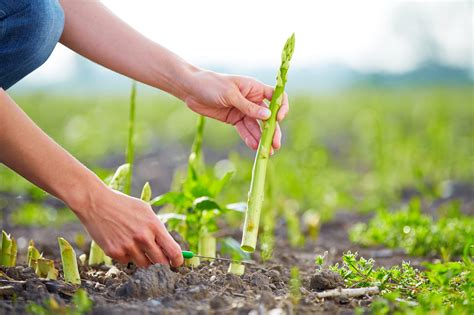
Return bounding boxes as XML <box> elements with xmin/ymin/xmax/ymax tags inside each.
<box><xmin>70</xmin><ymin>184</ymin><xmax>183</xmax><ymax>267</ymax></box>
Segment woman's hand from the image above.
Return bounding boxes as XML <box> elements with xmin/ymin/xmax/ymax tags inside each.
<box><xmin>72</xmin><ymin>186</ymin><xmax>183</xmax><ymax>268</ymax></box>
<box><xmin>184</xmin><ymin>71</ymin><xmax>289</xmax><ymax>151</ymax></box>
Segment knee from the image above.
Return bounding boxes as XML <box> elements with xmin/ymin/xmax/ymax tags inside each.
<box><xmin>22</xmin><ymin>0</ymin><xmax>65</xmax><ymax>66</ymax></box>
<box><xmin>0</xmin><ymin>0</ymin><xmax>64</xmax><ymax>89</ymax></box>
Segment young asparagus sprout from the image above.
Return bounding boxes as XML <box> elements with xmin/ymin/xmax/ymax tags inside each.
<box><xmin>290</xmin><ymin>266</ymin><xmax>302</xmax><ymax>305</ymax></box>
<box><xmin>1</xmin><ymin>231</ymin><xmax>14</xmax><ymax>267</ymax></box>
<box><xmin>27</xmin><ymin>240</ymin><xmax>42</xmax><ymax>267</ymax></box>
<box><xmin>10</xmin><ymin>237</ymin><xmax>17</xmax><ymax>266</ymax></box>
<box><xmin>140</xmin><ymin>182</ymin><xmax>152</xmax><ymax>202</ymax></box>
<box><xmin>58</xmin><ymin>237</ymin><xmax>81</xmax><ymax>285</ymax></box>
<box><xmin>228</xmin><ymin>262</ymin><xmax>245</xmax><ymax>276</ymax></box>
<box><xmin>198</xmin><ymin>234</ymin><xmax>216</xmax><ymax>261</ymax></box>
<box><xmin>35</xmin><ymin>258</ymin><xmax>56</xmax><ymax>279</ymax></box>
<box><xmin>125</xmin><ymin>80</ymin><xmax>137</xmax><ymax>195</ymax></box>
<box><xmin>241</xmin><ymin>33</ymin><xmax>295</xmax><ymax>252</ymax></box>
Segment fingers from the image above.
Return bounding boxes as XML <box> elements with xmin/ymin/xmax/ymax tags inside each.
<box><xmin>233</xmin><ymin>94</ymin><xmax>271</xmax><ymax>121</ymax></box>
<box><xmin>263</xmin><ymin>85</ymin><xmax>289</xmax><ymax>122</ymax></box>
<box><xmin>135</xmin><ymin>233</ymin><xmax>169</xmax><ymax>265</ymax></box>
<box><xmin>153</xmin><ymin>221</ymin><xmax>184</xmax><ymax>267</ymax></box>
<box><xmin>273</xmin><ymin>123</ymin><xmax>282</xmax><ymax>150</ymax></box>
<box><xmin>277</xmin><ymin>93</ymin><xmax>289</xmax><ymax>122</ymax></box>
<box><xmin>127</xmin><ymin>244</ymin><xmax>152</xmax><ymax>267</ymax></box>
<box><xmin>235</xmin><ymin>120</ymin><xmax>258</xmax><ymax>150</ymax></box>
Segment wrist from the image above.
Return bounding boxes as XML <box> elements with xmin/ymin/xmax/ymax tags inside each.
<box><xmin>149</xmin><ymin>49</ymin><xmax>201</xmax><ymax>101</ymax></box>
<box><xmin>61</xmin><ymin>170</ymin><xmax>108</xmax><ymax>222</ymax></box>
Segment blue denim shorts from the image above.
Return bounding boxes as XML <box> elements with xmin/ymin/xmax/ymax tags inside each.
<box><xmin>0</xmin><ymin>0</ymin><xmax>64</xmax><ymax>90</ymax></box>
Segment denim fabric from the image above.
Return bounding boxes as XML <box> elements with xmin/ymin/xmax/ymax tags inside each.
<box><xmin>0</xmin><ymin>0</ymin><xmax>64</xmax><ymax>90</ymax></box>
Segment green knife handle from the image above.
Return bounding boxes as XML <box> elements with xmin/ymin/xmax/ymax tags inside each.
<box><xmin>182</xmin><ymin>251</ymin><xmax>194</xmax><ymax>259</ymax></box>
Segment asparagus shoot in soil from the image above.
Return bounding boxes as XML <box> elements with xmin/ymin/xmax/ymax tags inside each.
<box><xmin>241</xmin><ymin>33</ymin><xmax>295</xmax><ymax>252</ymax></box>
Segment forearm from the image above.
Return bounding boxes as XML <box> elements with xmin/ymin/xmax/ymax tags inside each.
<box><xmin>59</xmin><ymin>0</ymin><xmax>197</xmax><ymax>100</ymax></box>
<box><xmin>0</xmin><ymin>89</ymin><xmax>105</xmax><ymax>216</ymax></box>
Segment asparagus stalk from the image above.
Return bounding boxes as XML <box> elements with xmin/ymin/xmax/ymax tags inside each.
<box><xmin>227</xmin><ymin>262</ymin><xmax>245</xmax><ymax>276</ymax></box>
<box><xmin>125</xmin><ymin>80</ymin><xmax>137</xmax><ymax>195</ymax></box>
<box><xmin>58</xmin><ymin>237</ymin><xmax>81</xmax><ymax>285</ymax></box>
<box><xmin>140</xmin><ymin>182</ymin><xmax>152</xmax><ymax>202</ymax></box>
<box><xmin>27</xmin><ymin>240</ymin><xmax>42</xmax><ymax>267</ymax></box>
<box><xmin>198</xmin><ymin>234</ymin><xmax>216</xmax><ymax>261</ymax></box>
<box><xmin>1</xmin><ymin>231</ymin><xmax>13</xmax><ymax>266</ymax></box>
<box><xmin>241</xmin><ymin>34</ymin><xmax>295</xmax><ymax>252</ymax></box>
<box><xmin>10</xmin><ymin>237</ymin><xmax>17</xmax><ymax>266</ymax></box>
<box><xmin>188</xmin><ymin>116</ymin><xmax>205</xmax><ymax>180</ymax></box>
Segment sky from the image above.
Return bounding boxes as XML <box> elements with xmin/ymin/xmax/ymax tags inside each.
<box><xmin>22</xmin><ymin>0</ymin><xmax>473</xmax><ymax>84</ymax></box>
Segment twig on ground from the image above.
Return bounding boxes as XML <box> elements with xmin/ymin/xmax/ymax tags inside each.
<box><xmin>314</xmin><ymin>286</ymin><xmax>379</xmax><ymax>299</ymax></box>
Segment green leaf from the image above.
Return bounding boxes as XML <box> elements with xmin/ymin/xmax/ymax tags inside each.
<box><xmin>72</xmin><ymin>288</ymin><xmax>93</xmax><ymax>313</ymax></box>
<box><xmin>221</xmin><ymin>237</ymin><xmax>250</xmax><ymax>260</ymax></box>
<box><xmin>157</xmin><ymin>213</ymin><xmax>186</xmax><ymax>224</ymax></box>
<box><xmin>209</xmin><ymin>171</ymin><xmax>234</xmax><ymax>196</ymax></box>
<box><xmin>193</xmin><ymin>196</ymin><xmax>220</xmax><ymax>211</ymax></box>
<box><xmin>224</xmin><ymin>202</ymin><xmax>247</xmax><ymax>213</ymax></box>
<box><xmin>151</xmin><ymin>192</ymin><xmax>187</xmax><ymax>207</ymax></box>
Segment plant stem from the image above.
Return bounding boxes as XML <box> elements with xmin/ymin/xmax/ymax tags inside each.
<box><xmin>241</xmin><ymin>33</ymin><xmax>295</xmax><ymax>252</ymax></box>
<box><xmin>198</xmin><ymin>234</ymin><xmax>216</xmax><ymax>260</ymax></box>
<box><xmin>188</xmin><ymin>116</ymin><xmax>205</xmax><ymax>180</ymax></box>
<box><xmin>227</xmin><ymin>262</ymin><xmax>245</xmax><ymax>276</ymax></box>
<box><xmin>140</xmin><ymin>182</ymin><xmax>152</xmax><ymax>202</ymax></box>
<box><xmin>1</xmin><ymin>231</ymin><xmax>13</xmax><ymax>266</ymax></box>
<box><xmin>125</xmin><ymin>80</ymin><xmax>137</xmax><ymax>195</ymax></box>
<box><xmin>27</xmin><ymin>240</ymin><xmax>42</xmax><ymax>267</ymax></box>
<box><xmin>58</xmin><ymin>237</ymin><xmax>81</xmax><ymax>285</ymax></box>
<box><xmin>9</xmin><ymin>237</ymin><xmax>16</xmax><ymax>266</ymax></box>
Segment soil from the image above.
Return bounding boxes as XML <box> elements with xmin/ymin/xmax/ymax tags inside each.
<box><xmin>0</xmin><ymin>206</ymin><xmax>447</xmax><ymax>315</ymax></box>
<box><xmin>1</xmin><ymin>147</ymin><xmax>472</xmax><ymax>314</ymax></box>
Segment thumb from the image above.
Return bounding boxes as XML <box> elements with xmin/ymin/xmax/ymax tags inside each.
<box><xmin>234</xmin><ymin>94</ymin><xmax>272</xmax><ymax>120</ymax></box>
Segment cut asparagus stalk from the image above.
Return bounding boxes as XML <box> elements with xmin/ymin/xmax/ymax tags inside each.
<box><xmin>140</xmin><ymin>182</ymin><xmax>152</xmax><ymax>202</ymax></box>
<box><xmin>88</xmin><ymin>241</ymin><xmax>106</xmax><ymax>266</ymax></box>
<box><xmin>1</xmin><ymin>231</ymin><xmax>13</xmax><ymax>266</ymax></box>
<box><xmin>198</xmin><ymin>234</ymin><xmax>216</xmax><ymax>261</ymax></box>
<box><xmin>35</xmin><ymin>258</ymin><xmax>55</xmax><ymax>278</ymax></box>
<box><xmin>9</xmin><ymin>237</ymin><xmax>17</xmax><ymax>266</ymax></box>
<box><xmin>58</xmin><ymin>237</ymin><xmax>81</xmax><ymax>285</ymax></box>
<box><xmin>27</xmin><ymin>240</ymin><xmax>42</xmax><ymax>267</ymax></box>
<box><xmin>227</xmin><ymin>262</ymin><xmax>245</xmax><ymax>276</ymax></box>
<box><xmin>241</xmin><ymin>34</ymin><xmax>295</xmax><ymax>252</ymax></box>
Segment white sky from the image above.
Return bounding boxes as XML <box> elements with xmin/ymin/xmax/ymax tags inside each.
<box><xmin>26</xmin><ymin>0</ymin><xmax>473</xmax><ymax>83</ymax></box>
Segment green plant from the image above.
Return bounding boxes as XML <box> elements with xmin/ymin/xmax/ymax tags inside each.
<box><xmin>241</xmin><ymin>33</ymin><xmax>295</xmax><ymax>252</ymax></box>
<box><xmin>151</xmin><ymin>116</ymin><xmax>240</xmax><ymax>264</ymax></box>
<box><xmin>58</xmin><ymin>237</ymin><xmax>81</xmax><ymax>285</ymax></box>
<box><xmin>326</xmin><ymin>250</ymin><xmax>474</xmax><ymax>314</ymax></box>
<box><xmin>1</xmin><ymin>230</ymin><xmax>16</xmax><ymax>267</ymax></box>
<box><xmin>26</xmin><ymin>288</ymin><xmax>92</xmax><ymax>315</ymax></box>
<box><xmin>221</xmin><ymin>237</ymin><xmax>250</xmax><ymax>275</ymax></box>
<box><xmin>125</xmin><ymin>81</ymin><xmax>137</xmax><ymax>195</ymax></box>
<box><xmin>290</xmin><ymin>267</ymin><xmax>302</xmax><ymax>304</ymax></box>
<box><xmin>350</xmin><ymin>199</ymin><xmax>474</xmax><ymax>258</ymax></box>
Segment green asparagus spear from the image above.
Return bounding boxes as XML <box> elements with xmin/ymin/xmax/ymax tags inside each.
<box><xmin>1</xmin><ymin>231</ymin><xmax>13</xmax><ymax>266</ymax></box>
<box><xmin>27</xmin><ymin>240</ymin><xmax>42</xmax><ymax>267</ymax></box>
<box><xmin>241</xmin><ymin>34</ymin><xmax>295</xmax><ymax>252</ymax></box>
<box><xmin>58</xmin><ymin>237</ymin><xmax>81</xmax><ymax>285</ymax></box>
<box><xmin>140</xmin><ymin>182</ymin><xmax>152</xmax><ymax>202</ymax></box>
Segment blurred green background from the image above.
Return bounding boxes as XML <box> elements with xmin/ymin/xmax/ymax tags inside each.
<box><xmin>1</xmin><ymin>85</ymin><xmax>472</xmax><ymax>227</ymax></box>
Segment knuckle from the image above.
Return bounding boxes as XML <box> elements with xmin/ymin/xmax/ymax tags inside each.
<box><xmin>107</xmin><ymin>247</ymin><xmax>125</xmax><ymax>259</ymax></box>
<box><xmin>133</xmin><ymin>232</ymin><xmax>149</xmax><ymax>244</ymax></box>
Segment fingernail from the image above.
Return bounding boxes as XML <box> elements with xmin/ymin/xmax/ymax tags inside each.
<box><xmin>258</xmin><ymin>108</ymin><xmax>272</xmax><ymax>119</ymax></box>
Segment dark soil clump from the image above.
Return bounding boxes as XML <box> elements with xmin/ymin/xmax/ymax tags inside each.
<box><xmin>309</xmin><ymin>269</ymin><xmax>345</xmax><ymax>292</ymax></box>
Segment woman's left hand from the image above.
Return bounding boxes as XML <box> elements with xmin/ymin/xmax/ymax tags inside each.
<box><xmin>184</xmin><ymin>71</ymin><xmax>289</xmax><ymax>151</ymax></box>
